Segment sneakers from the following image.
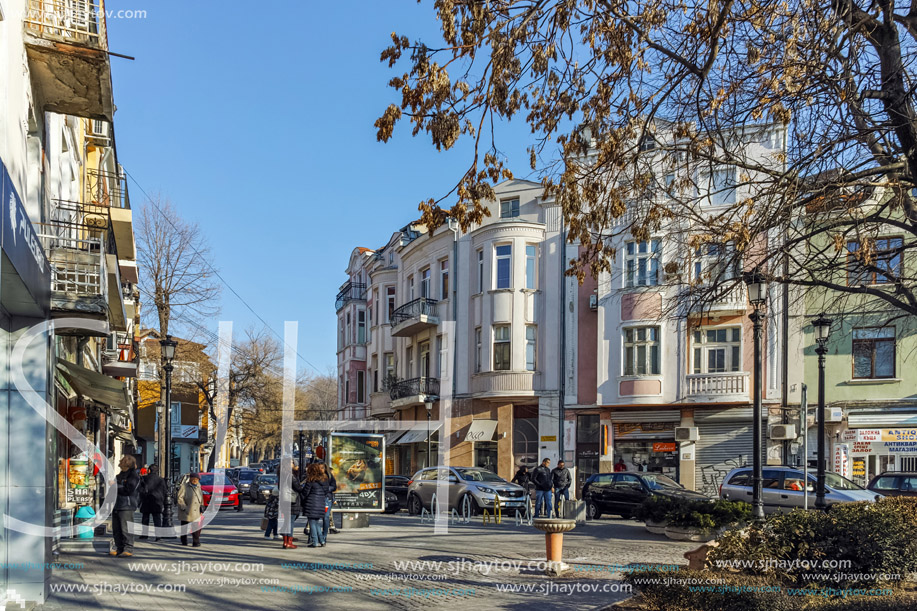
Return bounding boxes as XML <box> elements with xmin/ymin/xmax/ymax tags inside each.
<box><xmin>109</xmin><ymin>550</ymin><xmax>119</xmax><ymax>557</ymax></box>
<box><xmin>118</xmin><ymin>552</ymin><xmax>133</xmax><ymax>557</ymax></box>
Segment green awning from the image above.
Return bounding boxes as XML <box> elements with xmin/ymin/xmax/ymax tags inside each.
<box><xmin>57</xmin><ymin>359</ymin><xmax>129</xmax><ymax>411</ymax></box>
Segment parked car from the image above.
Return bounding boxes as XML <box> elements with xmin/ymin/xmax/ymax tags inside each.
<box><xmin>247</xmin><ymin>463</ymin><xmax>265</xmax><ymax>473</ymax></box>
<box><xmin>406</xmin><ymin>467</ymin><xmax>527</xmax><ymax>515</ymax></box>
<box><xmin>249</xmin><ymin>473</ymin><xmax>279</xmax><ymax>503</ymax></box>
<box><xmin>234</xmin><ymin>469</ymin><xmax>260</xmax><ymax>498</ymax></box>
<box><xmin>582</xmin><ymin>472</ymin><xmax>711</xmax><ymax>519</ymax></box>
<box><xmin>385</xmin><ymin>475</ymin><xmax>410</xmax><ymax>507</ymax></box>
<box><xmin>225</xmin><ymin>468</ymin><xmax>242</xmax><ymax>484</ymax></box>
<box><xmin>384</xmin><ymin>490</ymin><xmax>401</xmax><ymax>513</ymax></box>
<box><xmin>866</xmin><ymin>472</ymin><xmax>917</xmax><ymax>497</ymax></box>
<box><xmin>175</xmin><ymin>473</ymin><xmax>242</xmax><ymax>511</ymax></box>
<box><xmin>720</xmin><ymin>466</ymin><xmax>881</xmax><ymax>513</ymax></box>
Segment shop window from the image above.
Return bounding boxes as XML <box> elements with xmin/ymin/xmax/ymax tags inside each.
<box><xmin>692</xmin><ymin>327</ymin><xmax>742</xmax><ymax>373</ymax></box>
<box><xmin>625</xmin><ymin>239</ymin><xmax>660</xmax><ymax>288</ymax></box>
<box><xmin>624</xmin><ymin>327</ymin><xmax>660</xmax><ymax>376</ymax></box>
<box><xmin>493</xmin><ymin>325</ymin><xmax>511</xmax><ymax>370</ymax></box>
<box><xmin>577</xmin><ymin>414</ymin><xmax>600</xmax><ymax>443</ymax></box>
<box><xmin>474</xmin><ymin>442</ymin><xmax>499</xmax><ymax>472</ymax></box>
<box><xmin>852</xmin><ymin>327</ymin><xmax>895</xmax><ymax>379</ymax></box>
<box><xmin>513</xmin><ymin>417</ymin><xmax>538</xmax><ymax>468</ymax></box>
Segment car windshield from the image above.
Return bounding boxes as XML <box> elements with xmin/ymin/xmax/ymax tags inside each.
<box><xmin>642</xmin><ymin>474</ymin><xmax>681</xmax><ymax>490</ymax></box>
<box><xmin>257</xmin><ymin>475</ymin><xmax>278</xmax><ymax>484</ymax></box>
<box><xmin>197</xmin><ymin>475</ymin><xmax>214</xmax><ymax>486</ymax></box>
<box><xmin>455</xmin><ymin>468</ymin><xmax>505</xmax><ymax>482</ymax></box>
<box><xmin>238</xmin><ymin>472</ymin><xmax>257</xmax><ymax>482</ymax></box>
<box><xmin>799</xmin><ymin>471</ymin><xmax>864</xmax><ymax>491</ymax></box>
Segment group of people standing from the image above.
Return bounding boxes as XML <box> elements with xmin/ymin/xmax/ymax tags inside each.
<box><xmin>263</xmin><ymin>461</ymin><xmax>338</xmax><ymax>549</ymax></box>
<box><xmin>512</xmin><ymin>458</ymin><xmax>572</xmax><ymax>518</ymax></box>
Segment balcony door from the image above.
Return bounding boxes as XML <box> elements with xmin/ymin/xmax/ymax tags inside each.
<box><xmin>419</xmin><ymin>342</ymin><xmax>431</xmax><ymax>378</ymax></box>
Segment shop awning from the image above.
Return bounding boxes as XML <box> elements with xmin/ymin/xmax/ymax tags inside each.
<box><xmin>394</xmin><ymin>424</ymin><xmax>441</xmax><ymax>445</ymax></box>
<box><xmin>54</xmin><ymin>370</ymin><xmax>77</xmax><ymax>401</ymax></box>
<box><xmin>57</xmin><ymin>359</ymin><xmax>129</xmax><ymax>412</ymax></box>
<box><xmin>464</xmin><ymin>419</ymin><xmax>498</xmax><ymax>443</ymax></box>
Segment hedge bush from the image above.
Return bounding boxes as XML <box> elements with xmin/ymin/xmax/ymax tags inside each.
<box><xmin>633</xmin><ymin>496</ymin><xmax>750</xmax><ymax>529</ymax></box>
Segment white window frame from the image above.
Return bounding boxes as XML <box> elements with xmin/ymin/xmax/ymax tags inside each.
<box><xmin>493</xmin><ymin>325</ymin><xmax>511</xmax><ymax>371</ymax></box>
<box><xmin>702</xmin><ymin>166</ymin><xmax>737</xmax><ymax>206</ymax></box>
<box><xmin>476</xmin><ymin>249</ymin><xmax>484</xmax><ymax>293</ymax></box>
<box><xmin>386</xmin><ymin>287</ymin><xmax>396</xmax><ymax>323</ymax></box>
<box><xmin>623</xmin><ymin>326</ymin><xmax>660</xmax><ymax>376</ymax></box>
<box><xmin>693</xmin><ymin>241</ymin><xmax>741</xmax><ymax>284</ymax></box>
<box><xmin>525</xmin><ymin>325</ymin><xmax>536</xmax><ymax>371</ymax></box>
<box><xmin>440</xmin><ymin>259</ymin><xmax>449</xmax><ymax>299</ymax></box>
<box><xmin>495</xmin><ymin>244</ymin><xmax>512</xmax><ymax>289</ymax></box>
<box><xmin>692</xmin><ymin>327</ymin><xmax>743</xmax><ymax>374</ymax></box>
<box><xmin>357</xmin><ymin>310</ymin><xmax>366</xmax><ymax>344</ymax></box>
<box><xmin>420</xmin><ymin>267</ymin><xmax>431</xmax><ymax>299</ymax></box>
<box><xmin>525</xmin><ymin>244</ymin><xmax>537</xmax><ymax>289</ymax></box>
<box><xmin>625</xmin><ymin>239</ymin><xmax>661</xmax><ymax>288</ymax></box>
<box><xmin>475</xmin><ymin>327</ymin><xmax>482</xmax><ymax>373</ymax></box>
<box><xmin>500</xmin><ymin>198</ymin><xmax>520</xmax><ymax>218</ymax></box>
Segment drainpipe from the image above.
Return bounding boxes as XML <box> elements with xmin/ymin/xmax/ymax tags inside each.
<box><xmin>558</xmin><ymin>211</ymin><xmax>567</xmax><ymax>463</ymax></box>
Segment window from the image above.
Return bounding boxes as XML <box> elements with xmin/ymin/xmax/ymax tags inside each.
<box><xmin>440</xmin><ymin>259</ymin><xmax>449</xmax><ymax>299</ymax></box>
<box><xmin>419</xmin><ymin>341</ymin><xmax>431</xmax><ymax>378</ymax></box>
<box><xmin>409</xmin><ymin>275</ymin><xmax>415</xmax><ymax>300</ymax></box>
<box><xmin>373</xmin><ymin>369</ymin><xmax>378</xmax><ymax>393</ymax></box>
<box><xmin>852</xmin><ymin>327</ymin><xmax>895</xmax><ymax>379</ymax></box>
<box><xmin>500</xmin><ymin>198</ymin><xmax>520</xmax><ymax>218</ymax></box>
<box><xmin>477</xmin><ymin>249</ymin><xmax>484</xmax><ymax>293</ymax></box>
<box><xmin>436</xmin><ymin>335</ymin><xmax>444</xmax><ymax>377</ymax></box>
<box><xmin>495</xmin><ymin>244</ymin><xmax>512</xmax><ymax>289</ymax></box>
<box><xmin>525</xmin><ymin>325</ymin><xmax>536</xmax><ymax>371</ymax></box>
<box><xmin>420</xmin><ymin>268</ymin><xmax>431</xmax><ymax>299</ymax></box>
<box><xmin>625</xmin><ymin>240</ymin><xmax>661</xmax><ymax>288</ymax></box>
<box><xmin>368</xmin><ymin>302</ymin><xmax>373</xmax><ymax>328</ymax></box>
<box><xmin>693</xmin><ymin>242</ymin><xmax>741</xmax><ymax>283</ymax></box>
<box><xmin>692</xmin><ymin>327</ymin><xmax>742</xmax><ymax>374</ymax></box>
<box><xmin>345</xmin><ymin>378</ymin><xmax>350</xmax><ymax>404</ymax></box>
<box><xmin>357</xmin><ymin>371</ymin><xmax>365</xmax><ymax>403</ymax></box>
<box><xmin>475</xmin><ymin>327</ymin><xmax>482</xmax><ymax>373</ymax></box>
<box><xmin>384</xmin><ymin>353</ymin><xmax>395</xmax><ymax>387</ymax></box>
<box><xmin>406</xmin><ymin>346</ymin><xmax>413</xmax><ymax>378</ymax></box>
<box><xmin>357</xmin><ymin>311</ymin><xmax>366</xmax><ymax>344</ymax></box>
<box><xmin>847</xmin><ymin>238</ymin><xmax>903</xmax><ymax>285</ymax></box>
<box><xmin>623</xmin><ymin>327</ymin><xmax>660</xmax><ymax>376</ymax></box>
<box><xmin>346</xmin><ymin>313</ymin><xmax>352</xmax><ymax>345</ymax></box>
<box><xmin>703</xmin><ymin>167</ymin><xmax>736</xmax><ymax>206</ymax></box>
<box><xmin>474</xmin><ymin>442</ymin><xmax>499</xmax><ymax>471</ymax></box>
<box><xmin>386</xmin><ymin>287</ymin><xmax>396</xmax><ymax>322</ymax></box>
<box><xmin>525</xmin><ymin>245</ymin><xmax>536</xmax><ymax>289</ymax></box>
<box><xmin>493</xmin><ymin>325</ymin><xmax>511</xmax><ymax>370</ymax></box>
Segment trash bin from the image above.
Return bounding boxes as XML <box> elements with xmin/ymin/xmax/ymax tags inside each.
<box><xmin>74</xmin><ymin>506</ymin><xmax>95</xmax><ymax>539</ymax></box>
<box><xmin>561</xmin><ymin>500</ymin><xmax>586</xmax><ymax>523</ymax></box>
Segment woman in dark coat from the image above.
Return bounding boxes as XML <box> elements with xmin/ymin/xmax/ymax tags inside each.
<box><xmin>138</xmin><ymin>464</ymin><xmax>166</xmax><ymax>540</ymax></box>
<box><xmin>300</xmin><ymin>463</ymin><xmax>331</xmax><ymax>547</ymax></box>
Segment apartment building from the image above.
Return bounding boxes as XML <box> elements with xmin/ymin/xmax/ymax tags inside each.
<box><xmin>1</xmin><ymin>1</ymin><xmax>138</xmax><ymax>602</ymax></box>
<box><xmin>336</xmin><ymin>180</ymin><xmax>586</xmax><ymax>481</ymax></box>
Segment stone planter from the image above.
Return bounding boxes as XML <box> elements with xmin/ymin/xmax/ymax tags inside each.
<box><xmin>533</xmin><ymin>518</ymin><xmax>577</xmax><ymax>575</ymax></box>
<box><xmin>644</xmin><ymin>519</ymin><xmax>668</xmax><ymax>535</ymax></box>
<box><xmin>664</xmin><ymin>525</ymin><xmax>721</xmax><ymax>542</ymax></box>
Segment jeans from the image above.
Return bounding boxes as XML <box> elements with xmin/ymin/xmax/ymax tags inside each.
<box><xmin>140</xmin><ymin>511</ymin><xmax>162</xmax><ymax>537</ymax></box>
<box><xmin>264</xmin><ymin>517</ymin><xmax>278</xmax><ymax>538</ymax></box>
<box><xmin>180</xmin><ymin>520</ymin><xmax>201</xmax><ymax>546</ymax></box>
<box><xmin>554</xmin><ymin>487</ymin><xmax>570</xmax><ymax>517</ymax></box>
<box><xmin>322</xmin><ymin>502</ymin><xmax>331</xmax><ymax>541</ymax></box>
<box><xmin>535</xmin><ymin>490</ymin><xmax>553</xmax><ymax>517</ymax></box>
<box><xmin>111</xmin><ymin>510</ymin><xmax>135</xmax><ymax>553</ymax></box>
<box><xmin>308</xmin><ymin>518</ymin><xmax>324</xmax><ymax>546</ymax></box>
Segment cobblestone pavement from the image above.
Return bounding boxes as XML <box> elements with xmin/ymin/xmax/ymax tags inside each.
<box><xmin>37</xmin><ymin>509</ymin><xmax>697</xmax><ymax>611</ymax></box>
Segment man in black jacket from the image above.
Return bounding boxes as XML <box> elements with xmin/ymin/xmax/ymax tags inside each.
<box><xmin>552</xmin><ymin>460</ymin><xmax>572</xmax><ymax>518</ymax></box>
<box><xmin>531</xmin><ymin>458</ymin><xmax>553</xmax><ymax>517</ymax></box>
<box><xmin>110</xmin><ymin>456</ymin><xmax>141</xmax><ymax>557</ymax></box>
<box><xmin>138</xmin><ymin>464</ymin><xmax>166</xmax><ymax>540</ymax></box>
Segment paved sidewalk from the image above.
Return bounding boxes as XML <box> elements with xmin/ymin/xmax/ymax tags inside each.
<box><xmin>38</xmin><ymin>510</ymin><xmax>695</xmax><ymax>611</ymax></box>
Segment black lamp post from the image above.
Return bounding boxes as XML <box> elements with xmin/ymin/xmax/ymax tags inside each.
<box><xmin>160</xmin><ymin>335</ymin><xmax>177</xmax><ymax>529</ymax></box>
<box><xmin>812</xmin><ymin>313</ymin><xmax>832</xmax><ymax>511</ymax></box>
<box><xmin>744</xmin><ymin>270</ymin><xmax>768</xmax><ymax>521</ymax></box>
<box><xmin>424</xmin><ymin>397</ymin><xmax>434</xmax><ymax>468</ymax></box>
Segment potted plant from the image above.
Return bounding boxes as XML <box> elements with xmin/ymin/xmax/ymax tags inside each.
<box><xmin>633</xmin><ymin>495</ymin><xmax>680</xmax><ymax>534</ymax></box>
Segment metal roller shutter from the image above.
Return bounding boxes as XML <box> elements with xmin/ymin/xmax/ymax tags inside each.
<box><xmin>695</xmin><ymin>421</ymin><xmax>757</xmax><ymax>497</ymax></box>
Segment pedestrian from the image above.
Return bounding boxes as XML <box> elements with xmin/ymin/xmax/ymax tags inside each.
<box><xmin>532</xmin><ymin>458</ymin><xmax>553</xmax><ymax>518</ymax></box>
<box><xmin>110</xmin><ymin>455</ymin><xmax>141</xmax><ymax>557</ymax></box>
<box><xmin>138</xmin><ymin>464</ymin><xmax>166</xmax><ymax>541</ymax></box>
<box><xmin>552</xmin><ymin>460</ymin><xmax>572</xmax><ymax>518</ymax></box>
<box><xmin>300</xmin><ymin>463</ymin><xmax>331</xmax><ymax>548</ymax></box>
<box><xmin>316</xmin><ymin>463</ymin><xmax>336</xmax><ymax>541</ymax></box>
<box><xmin>614</xmin><ymin>458</ymin><xmax>627</xmax><ymax>472</ymax></box>
<box><xmin>280</xmin><ymin>461</ymin><xmax>302</xmax><ymax>549</ymax></box>
<box><xmin>511</xmin><ymin>465</ymin><xmax>531</xmax><ymax>487</ymax></box>
<box><xmin>177</xmin><ymin>473</ymin><xmax>204</xmax><ymax>547</ymax></box>
<box><xmin>263</xmin><ymin>488</ymin><xmax>280</xmax><ymax>540</ymax></box>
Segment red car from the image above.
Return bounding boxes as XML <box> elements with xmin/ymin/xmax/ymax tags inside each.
<box><xmin>192</xmin><ymin>473</ymin><xmax>243</xmax><ymax>511</ymax></box>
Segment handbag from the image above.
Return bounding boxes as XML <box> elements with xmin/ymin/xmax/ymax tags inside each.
<box><xmin>260</xmin><ymin>517</ymin><xmax>268</xmax><ymax>530</ymax></box>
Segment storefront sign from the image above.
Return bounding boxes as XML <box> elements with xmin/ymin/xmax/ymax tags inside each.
<box><xmin>329</xmin><ymin>433</ymin><xmax>385</xmax><ymax>512</ymax></box>
<box><xmin>852</xmin><ymin>458</ymin><xmax>866</xmax><ymax>487</ymax></box>
<box><xmin>0</xmin><ymin>160</ymin><xmax>50</xmax><ymax>311</ymax></box>
<box><xmin>882</xmin><ymin>429</ymin><xmax>917</xmax><ymax>442</ymax></box>
<box><xmin>540</xmin><ymin>436</ymin><xmax>556</xmax><ymax>442</ymax></box>
<box><xmin>652</xmin><ymin>442</ymin><xmax>677</xmax><ymax>452</ymax></box>
<box><xmin>845</xmin><ymin>429</ymin><xmax>917</xmax><ymax>443</ymax></box>
<box><xmin>833</xmin><ymin>444</ymin><xmax>850</xmax><ymax>478</ymax></box>
<box><xmin>66</xmin><ymin>459</ymin><xmax>92</xmax><ymax>505</ymax></box>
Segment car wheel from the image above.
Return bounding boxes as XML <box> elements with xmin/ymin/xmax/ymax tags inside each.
<box><xmin>459</xmin><ymin>493</ymin><xmax>479</xmax><ymax>517</ymax></box>
<box><xmin>408</xmin><ymin>494</ymin><xmax>422</xmax><ymax>516</ymax></box>
<box><xmin>586</xmin><ymin>501</ymin><xmax>602</xmax><ymax>520</ymax></box>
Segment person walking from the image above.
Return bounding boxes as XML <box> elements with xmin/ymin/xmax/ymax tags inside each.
<box><xmin>138</xmin><ymin>464</ymin><xmax>166</xmax><ymax>541</ymax></box>
<box><xmin>110</xmin><ymin>456</ymin><xmax>141</xmax><ymax>557</ymax></box>
<box><xmin>177</xmin><ymin>473</ymin><xmax>204</xmax><ymax>547</ymax></box>
<box><xmin>552</xmin><ymin>460</ymin><xmax>572</xmax><ymax>518</ymax></box>
<box><xmin>263</xmin><ymin>488</ymin><xmax>280</xmax><ymax>540</ymax></box>
<box><xmin>300</xmin><ymin>464</ymin><xmax>331</xmax><ymax>548</ymax></box>
<box><xmin>532</xmin><ymin>458</ymin><xmax>553</xmax><ymax>518</ymax></box>
<box><xmin>280</xmin><ymin>461</ymin><xmax>302</xmax><ymax>549</ymax></box>
<box><xmin>316</xmin><ymin>463</ymin><xmax>336</xmax><ymax>541</ymax></box>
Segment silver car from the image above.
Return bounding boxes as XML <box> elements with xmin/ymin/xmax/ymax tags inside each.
<box><xmin>719</xmin><ymin>466</ymin><xmax>881</xmax><ymax>513</ymax></box>
<box><xmin>406</xmin><ymin>467</ymin><xmax>527</xmax><ymax>515</ymax></box>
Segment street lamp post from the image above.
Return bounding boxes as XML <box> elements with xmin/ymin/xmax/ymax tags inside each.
<box><xmin>812</xmin><ymin>314</ymin><xmax>832</xmax><ymax>511</ymax></box>
<box><xmin>160</xmin><ymin>335</ymin><xmax>177</xmax><ymax>529</ymax></box>
<box><xmin>744</xmin><ymin>271</ymin><xmax>768</xmax><ymax>521</ymax></box>
<box><xmin>424</xmin><ymin>398</ymin><xmax>434</xmax><ymax>468</ymax></box>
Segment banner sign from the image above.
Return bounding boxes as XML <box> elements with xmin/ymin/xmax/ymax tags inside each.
<box><xmin>66</xmin><ymin>458</ymin><xmax>92</xmax><ymax>505</ymax></box>
<box><xmin>329</xmin><ymin>433</ymin><xmax>385</xmax><ymax>512</ymax></box>
<box><xmin>833</xmin><ymin>444</ymin><xmax>850</xmax><ymax>478</ymax></box>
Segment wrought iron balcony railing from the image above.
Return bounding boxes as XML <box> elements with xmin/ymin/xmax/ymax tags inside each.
<box><xmin>87</xmin><ymin>169</ymin><xmax>129</xmax><ymax>209</ymax></box>
<box><xmin>389</xmin><ymin>377</ymin><xmax>440</xmax><ymax>401</ymax></box>
<box><xmin>391</xmin><ymin>298</ymin><xmax>438</xmax><ymax>325</ymax></box>
<box><xmin>25</xmin><ymin>0</ymin><xmax>108</xmax><ymax>50</ymax></box>
<box><xmin>37</xmin><ymin>222</ymin><xmax>108</xmax><ymax>299</ymax></box>
<box><xmin>335</xmin><ymin>282</ymin><xmax>366</xmax><ymax>310</ymax></box>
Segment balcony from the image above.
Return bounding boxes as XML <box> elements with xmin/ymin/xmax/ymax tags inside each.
<box><xmin>370</xmin><ymin>392</ymin><xmax>395</xmax><ymax>418</ymax></box>
<box><xmin>102</xmin><ymin>336</ymin><xmax>137</xmax><ymax>378</ymax></box>
<box><xmin>24</xmin><ymin>0</ymin><xmax>114</xmax><ymax>120</ymax></box>
<box><xmin>390</xmin><ymin>298</ymin><xmax>439</xmax><ymax>337</ymax></box>
<box><xmin>471</xmin><ymin>371</ymin><xmax>539</xmax><ymax>398</ymax></box>
<box><xmin>389</xmin><ymin>377</ymin><xmax>440</xmax><ymax>409</ymax></box>
<box><xmin>685</xmin><ymin>372</ymin><xmax>750</xmax><ymax>402</ymax></box>
<box><xmin>335</xmin><ymin>282</ymin><xmax>366</xmax><ymax>310</ymax></box>
<box><xmin>686</xmin><ymin>284</ymin><xmax>747</xmax><ymax>318</ymax></box>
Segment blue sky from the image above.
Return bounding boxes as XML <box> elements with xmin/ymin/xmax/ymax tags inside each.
<box><xmin>108</xmin><ymin>1</ymin><xmax>537</xmax><ymax>373</ymax></box>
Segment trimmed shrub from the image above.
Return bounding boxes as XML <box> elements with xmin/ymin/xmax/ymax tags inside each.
<box><xmin>633</xmin><ymin>494</ymin><xmax>680</xmax><ymax>523</ymax></box>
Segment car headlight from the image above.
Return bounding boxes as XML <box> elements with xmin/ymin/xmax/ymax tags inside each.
<box><xmin>477</xmin><ymin>486</ymin><xmax>497</xmax><ymax>495</ymax></box>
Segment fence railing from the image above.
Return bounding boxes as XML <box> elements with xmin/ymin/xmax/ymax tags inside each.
<box><xmin>391</xmin><ymin>298</ymin><xmax>438</xmax><ymax>326</ymax></box>
<box><xmin>86</xmin><ymin>169</ymin><xmax>129</xmax><ymax>209</ymax></box>
<box><xmin>389</xmin><ymin>377</ymin><xmax>440</xmax><ymax>401</ymax></box>
<box><xmin>335</xmin><ymin>282</ymin><xmax>366</xmax><ymax>310</ymax></box>
<box><xmin>25</xmin><ymin>0</ymin><xmax>108</xmax><ymax>50</ymax></box>
<box><xmin>38</xmin><ymin>222</ymin><xmax>107</xmax><ymax>298</ymax></box>
<box><xmin>686</xmin><ymin>372</ymin><xmax>749</xmax><ymax>396</ymax></box>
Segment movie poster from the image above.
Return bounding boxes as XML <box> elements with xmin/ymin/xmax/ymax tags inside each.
<box><xmin>329</xmin><ymin>433</ymin><xmax>385</xmax><ymax>512</ymax></box>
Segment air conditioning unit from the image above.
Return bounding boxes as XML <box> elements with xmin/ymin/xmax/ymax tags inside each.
<box><xmin>675</xmin><ymin>427</ymin><xmax>698</xmax><ymax>442</ymax></box>
<box><xmin>825</xmin><ymin>408</ymin><xmax>844</xmax><ymax>423</ymax></box>
<box><xmin>769</xmin><ymin>424</ymin><xmax>797</xmax><ymax>440</ymax></box>
<box><xmin>588</xmin><ymin>294</ymin><xmax>598</xmax><ymax>310</ymax></box>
